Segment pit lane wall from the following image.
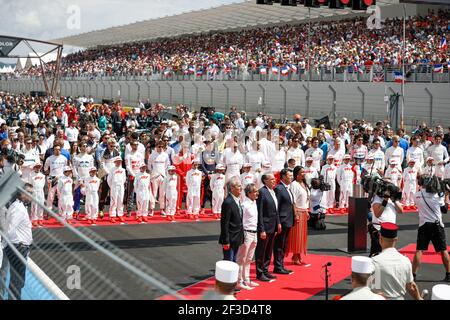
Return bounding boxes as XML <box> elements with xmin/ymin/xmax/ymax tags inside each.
<box><xmin>1</xmin><ymin>79</ymin><xmax>449</xmax><ymax>129</ymax></box>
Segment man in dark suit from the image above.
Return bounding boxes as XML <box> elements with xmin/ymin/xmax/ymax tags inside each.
<box><xmin>273</xmin><ymin>169</ymin><xmax>295</xmax><ymax>274</ymax></box>
<box><xmin>256</xmin><ymin>173</ymin><xmax>281</xmax><ymax>282</ymax></box>
<box><xmin>219</xmin><ymin>176</ymin><xmax>244</xmax><ymax>262</ymax></box>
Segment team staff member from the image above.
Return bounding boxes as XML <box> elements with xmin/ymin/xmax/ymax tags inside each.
<box><xmin>98</xmin><ymin>138</ymin><xmax>120</xmax><ymax>216</ymax></box>
<box><xmin>219</xmin><ymin>176</ymin><xmax>244</xmax><ymax>262</ymax></box>
<box><xmin>371</xmin><ymin>223</ymin><xmax>422</xmax><ymax>300</ymax></box>
<box><xmin>412</xmin><ymin>176</ymin><xmax>450</xmax><ymax>282</ymax></box>
<box><xmin>4</xmin><ymin>184</ymin><xmax>33</xmax><ymax>300</ymax></box>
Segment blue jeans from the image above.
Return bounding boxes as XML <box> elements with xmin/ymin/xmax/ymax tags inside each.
<box><xmin>73</xmin><ymin>186</ymin><xmax>81</xmax><ymax>212</ymax></box>
<box><xmin>223</xmin><ymin>245</ymin><xmax>240</xmax><ymax>263</ymax></box>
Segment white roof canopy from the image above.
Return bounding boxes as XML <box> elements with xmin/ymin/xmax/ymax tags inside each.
<box><xmin>53</xmin><ymin>0</ymin><xmax>399</xmax><ymax>49</ymax></box>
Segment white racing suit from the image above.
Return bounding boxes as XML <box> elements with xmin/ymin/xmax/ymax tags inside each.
<box><xmin>304</xmin><ymin>165</ymin><xmax>319</xmax><ymax>187</ymax></box>
<box><xmin>107</xmin><ymin>167</ymin><xmax>127</xmax><ymax>217</ymax></box>
<box><xmin>134</xmin><ymin>172</ymin><xmax>153</xmax><ymax>217</ymax></box>
<box><xmin>164</xmin><ymin>174</ymin><xmax>178</xmax><ymax>216</ymax></box>
<box><xmin>83</xmin><ymin>176</ymin><xmax>100</xmax><ymax>220</ymax></box>
<box><xmin>320</xmin><ymin>164</ymin><xmax>337</xmax><ymax>210</ymax></box>
<box><xmin>402</xmin><ymin>167</ymin><xmax>418</xmax><ymax>207</ymax></box>
<box><xmin>186</xmin><ymin>169</ymin><xmax>203</xmax><ymax>216</ymax></box>
<box><xmin>57</xmin><ymin>176</ymin><xmax>74</xmax><ymax>220</ymax></box>
<box><xmin>30</xmin><ymin>172</ymin><xmax>46</xmax><ymax>222</ymax></box>
<box><xmin>210</xmin><ymin>173</ymin><xmax>226</xmax><ymax>215</ymax></box>
<box><xmin>337</xmin><ymin>164</ymin><xmax>354</xmax><ymax>209</ymax></box>
<box><xmin>384</xmin><ymin>167</ymin><xmax>402</xmax><ymax>188</ymax></box>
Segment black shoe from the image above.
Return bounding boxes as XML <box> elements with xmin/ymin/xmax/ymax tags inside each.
<box><xmin>273</xmin><ymin>269</ymin><xmax>290</xmax><ymax>275</ymax></box>
<box><xmin>256</xmin><ymin>275</ymin><xmax>271</xmax><ymax>282</ymax></box>
<box><xmin>233</xmin><ymin>288</ymin><xmax>241</xmax><ymax>294</ymax></box>
<box><xmin>443</xmin><ymin>275</ymin><xmax>450</xmax><ymax>283</ymax></box>
<box><xmin>283</xmin><ymin>268</ymin><xmax>294</xmax><ymax>274</ymax></box>
<box><xmin>265</xmin><ymin>273</ymin><xmax>277</xmax><ymax>279</ymax></box>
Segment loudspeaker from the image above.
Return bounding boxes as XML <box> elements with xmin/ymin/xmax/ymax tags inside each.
<box><xmin>352</xmin><ymin>0</ymin><xmax>375</xmax><ymax>10</ymax></box>
<box><xmin>329</xmin><ymin>0</ymin><xmax>344</xmax><ymax>8</ymax></box>
<box><xmin>281</xmin><ymin>0</ymin><xmax>297</xmax><ymax>5</ymax></box>
<box><xmin>304</xmin><ymin>0</ymin><xmax>320</xmax><ymax>7</ymax></box>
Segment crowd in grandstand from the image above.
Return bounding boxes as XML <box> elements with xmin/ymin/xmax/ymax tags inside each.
<box><xmin>0</xmin><ymin>91</ymin><xmax>448</xmax><ymax>228</ymax></box>
<box><xmin>13</xmin><ymin>9</ymin><xmax>450</xmax><ymax>79</ymax></box>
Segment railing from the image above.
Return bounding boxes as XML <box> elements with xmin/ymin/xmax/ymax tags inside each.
<box><xmin>2</xmin><ymin>64</ymin><xmax>450</xmax><ymax>83</ymax></box>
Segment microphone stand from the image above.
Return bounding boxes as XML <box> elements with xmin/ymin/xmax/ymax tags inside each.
<box><xmin>323</xmin><ymin>263</ymin><xmax>331</xmax><ymax>300</ymax></box>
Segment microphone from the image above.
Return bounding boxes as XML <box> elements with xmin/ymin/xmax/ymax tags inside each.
<box><xmin>322</xmin><ymin>262</ymin><xmax>332</xmax><ymax>268</ymax></box>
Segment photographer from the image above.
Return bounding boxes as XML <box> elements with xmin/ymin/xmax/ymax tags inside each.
<box><xmin>412</xmin><ymin>175</ymin><xmax>450</xmax><ymax>282</ymax></box>
<box><xmin>309</xmin><ymin>177</ymin><xmax>328</xmax><ymax>230</ymax></box>
<box><xmin>369</xmin><ymin>184</ymin><xmax>403</xmax><ymax>257</ymax></box>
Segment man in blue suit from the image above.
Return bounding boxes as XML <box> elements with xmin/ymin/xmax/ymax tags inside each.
<box><xmin>256</xmin><ymin>173</ymin><xmax>281</xmax><ymax>282</ymax></box>
<box><xmin>273</xmin><ymin>169</ymin><xmax>295</xmax><ymax>274</ymax></box>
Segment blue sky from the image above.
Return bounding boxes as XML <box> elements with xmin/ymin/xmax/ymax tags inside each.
<box><xmin>0</xmin><ymin>0</ymin><xmax>247</xmax><ymax>42</ymax></box>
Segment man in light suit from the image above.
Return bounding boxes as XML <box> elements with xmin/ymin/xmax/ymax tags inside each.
<box><xmin>219</xmin><ymin>176</ymin><xmax>244</xmax><ymax>262</ymax></box>
<box><xmin>273</xmin><ymin>169</ymin><xmax>295</xmax><ymax>274</ymax></box>
<box><xmin>256</xmin><ymin>173</ymin><xmax>281</xmax><ymax>282</ymax></box>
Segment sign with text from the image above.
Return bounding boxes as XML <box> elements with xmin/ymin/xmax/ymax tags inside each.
<box><xmin>0</xmin><ymin>37</ymin><xmax>21</xmax><ymax>57</ymax></box>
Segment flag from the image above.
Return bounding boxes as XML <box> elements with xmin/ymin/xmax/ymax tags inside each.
<box><xmin>372</xmin><ymin>71</ymin><xmax>385</xmax><ymax>82</ymax></box>
<box><xmin>271</xmin><ymin>66</ymin><xmax>279</xmax><ymax>75</ymax></box>
<box><xmin>164</xmin><ymin>69</ymin><xmax>171</xmax><ymax>76</ymax></box>
<box><xmin>196</xmin><ymin>68</ymin><xmax>204</xmax><ymax>77</ymax></box>
<box><xmin>260</xmin><ymin>66</ymin><xmax>267</xmax><ymax>75</ymax></box>
<box><xmin>354</xmin><ymin>65</ymin><xmax>364</xmax><ymax>74</ymax></box>
<box><xmin>188</xmin><ymin>66</ymin><xmax>196</xmax><ymax>74</ymax></box>
<box><xmin>281</xmin><ymin>66</ymin><xmax>289</xmax><ymax>76</ymax></box>
<box><xmin>290</xmin><ymin>64</ymin><xmax>298</xmax><ymax>73</ymax></box>
<box><xmin>223</xmin><ymin>64</ymin><xmax>231</xmax><ymax>74</ymax></box>
<box><xmin>394</xmin><ymin>71</ymin><xmax>406</xmax><ymax>83</ymax></box>
<box><xmin>439</xmin><ymin>37</ymin><xmax>448</xmax><ymax>50</ymax></box>
<box><xmin>433</xmin><ymin>64</ymin><xmax>443</xmax><ymax>73</ymax></box>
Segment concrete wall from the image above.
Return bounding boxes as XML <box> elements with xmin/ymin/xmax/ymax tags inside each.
<box><xmin>1</xmin><ymin>79</ymin><xmax>449</xmax><ymax>129</ymax></box>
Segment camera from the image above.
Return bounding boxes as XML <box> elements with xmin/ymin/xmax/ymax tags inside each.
<box><xmin>361</xmin><ymin>174</ymin><xmax>402</xmax><ymax>201</ymax></box>
<box><xmin>312</xmin><ymin>177</ymin><xmax>331</xmax><ymax>192</ymax></box>
<box><xmin>418</xmin><ymin>175</ymin><xmax>450</xmax><ymax>196</ymax></box>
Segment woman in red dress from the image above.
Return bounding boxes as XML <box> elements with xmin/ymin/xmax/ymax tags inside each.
<box><xmin>287</xmin><ymin>166</ymin><xmax>310</xmax><ymax>265</ymax></box>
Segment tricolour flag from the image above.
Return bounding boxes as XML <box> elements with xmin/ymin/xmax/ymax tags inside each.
<box><xmin>281</xmin><ymin>66</ymin><xmax>289</xmax><ymax>76</ymax></box>
<box><xmin>433</xmin><ymin>64</ymin><xmax>443</xmax><ymax>73</ymax></box>
<box><xmin>196</xmin><ymin>68</ymin><xmax>204</xmax><ymax>77</ymax></box>
<box><xmin>439</xmin><ymin>37</ymin><xmax>448</xmax><ymax>50</ymax></box>
<box><xmin>271</xmin><ymin>66</ymin><xmax>279</xmax><ymax>75</ymax></box>
<box><xmin>260</xmin><ymin>66</ymin><xmax>267</xmax><ymax>75</ymax></box>
<box><xmin>188</xmin><ymin>66</ymin><xmax>196</xmax><ymax>74</ymax></box>
<box><xmin>394</xmin><ymin>71</ymin><xmax>406</xmax><ymax>83</ymax></box>
<box><xmin>290</xmin><ymin>64</ymin><xmax>298</xmax><ymax>73</ymax></box>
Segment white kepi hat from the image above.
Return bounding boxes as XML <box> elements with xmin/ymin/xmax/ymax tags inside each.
<box><xmin>215</xmin><ymin>260</ymin><xmax>239</xmax><ymax>284</ymax></box>
<box><xmin>351</xmin><ymin>256</ymin><xmax>375</xmax><ymax>274</ymax></box>
<box><xmin>432</xmin><ymin>284</ymin><xmax>450</xmax><ymax>300</ymax></box>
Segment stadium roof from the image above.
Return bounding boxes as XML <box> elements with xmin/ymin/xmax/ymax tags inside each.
<box><xmin>53</xmin><ymin>0</ymin><xmax>400</xmax><ymax>49</ymax></box>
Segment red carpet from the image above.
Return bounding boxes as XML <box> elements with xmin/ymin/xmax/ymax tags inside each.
<box><xmin>33</xmin><ymin>209</ymin><xmax>219</xmax><ymax>229</ymax></box>
<box><xmin>399</xmin><ymin>244</ymin><xmax>450</xmax><ymax>264</ymax></box>
<box><xmin>159</xmin><ymin>254</ymin><xmax>351</xmax><ymax>300</ymax></box>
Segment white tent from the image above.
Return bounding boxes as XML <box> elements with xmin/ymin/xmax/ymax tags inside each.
<box><xmin>53</xmin><ymin>0</ymin><xmax>400</xmax><ymax>49</ymax></box>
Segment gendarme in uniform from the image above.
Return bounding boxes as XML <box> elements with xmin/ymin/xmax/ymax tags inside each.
<box><xmin>371</xmin><ymin>223</ymin><xmax>414</xmax><ymax>300</ymax></box>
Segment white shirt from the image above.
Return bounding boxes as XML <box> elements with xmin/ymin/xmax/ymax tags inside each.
<box><xmin>406</xmin><ymin>146</ymin><xmax>424</xmax><ymax>169</ymax></box>
<box><xmin>371</xmin><ymin>247</ymin><xmax>414</xmax><ymax>300</ymax></box>
<box><xmin>286</xmin><ymin>147</ymin><xmax>305</xmax><ymax>168</ymax></box>
<box><xmin>290</xmin><ymin>180</ymin><xmax>310</xmax><ymax>209</ymax></box>
<box><xmin>371</xmin><ymin>195</ymin><xmax>397</xmax><ymax>229</ymax></box>
<box><xmin>415</xmin><ymin>190</ymin><xmax>445</xmax><ymax>227</ymax></box>
<box><xmin>266</xmin><ymin>186</ymin><xmax>278</xmax><ymax>210</ymax></box>
<box><xmin>305</xmin><ymin>147</ymin><xmax>323</xmax><ymax>171</ymax></box>
<box><xmin>6</xmin><ymin>200</ymin><xmax>32</xmax><ymax>246</ymax></box>
<box><xmin>73</xmin><ymin>153</ymin><xmax>95</xmax><ymax>180</ymax></box>
<box><xmin>242</xmin><ymin>197</ymin><xmax>258</xmax><ymax>231</ymax></box>
<box><xmin>148</xmin><ymin>151</ymin><xmax>170</xmax><ymax>177</ymax></box>
<box><xmin>65</xmin><ymin>126</ymin><xmax>79</xmax><ymax>143</ymax></box>
<box><xmin>385</xmin><ymin>146</ymin><xmax>404</xmax><ymax>169</ymax></box>
<box><xmin>426</xmin><ymin>144</ymin><xmax>449</xmax><ymax>164</ymax></box>
<box><xmin>44</xmin><ymin>154</ymin><xmax>68</xmax><ymax>178</ymax></box>
<box><xmin>340</xmin><ymin>286</ymin><xmax>385</xmax><ymax>300</ymax></box>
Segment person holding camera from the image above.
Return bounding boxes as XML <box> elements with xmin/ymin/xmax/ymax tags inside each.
<box><xmin>309</xmin><ymin>178</ymin><xmax>328</xmax><ymax>230</ymax></box>
<box><xmin>412</xmin><ymin>175</ymin><xmax>450</xmax><ymax>282</ymax></box>
<box><xmin>369</xmin><ymin>185</ymin><xmax>403</xmax><ymax>257</ymax></box>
